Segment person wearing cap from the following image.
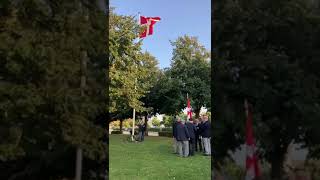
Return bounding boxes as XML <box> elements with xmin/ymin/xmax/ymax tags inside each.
<box><xmin>175</xmin><ymin>117</ymin><xmax>190</xmax><ymax>157</ymax></box>
<box><xmin>201</xmin><ymin>115</ymin><xmax>211</xmax><ymax>156</ymax></box>
<box><xmin>186</xmin><ymin>118</ymin><xmax>197</xmax><ymax>156</ymax></box>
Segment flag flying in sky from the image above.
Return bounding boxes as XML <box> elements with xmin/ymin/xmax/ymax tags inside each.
<box><xmin>245</xmin><ymin>100</ymin><xmax>261</xmax><ymax>180</ymax></box>
<box><xmin>139</xmin><ymin>16</ymin><xmax>161</xmax><ymax>38</ymax></box>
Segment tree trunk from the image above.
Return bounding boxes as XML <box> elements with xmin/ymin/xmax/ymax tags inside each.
<box><xmin>120</xmin><ymin>119</ymin><xmax>123</xmax><ymax>133</ymax></box>
<box><xmin>195</xmin><ymin>109</ymin><xmax>200</xmax><ymax>118</ymax></box>
<box><xmin>144</xmin><ymin>115</ymin><xmax>148</xmax><ymax>136</ymax></box>
<box><xmin>271</xmin><ymin>142</ymin><xmax>289</xmax><ymax>179</ymax></box>
<box><xmin>75</xmin><ymin>50</ymin><xmax>87</xmax><ymax>180</ymax></box>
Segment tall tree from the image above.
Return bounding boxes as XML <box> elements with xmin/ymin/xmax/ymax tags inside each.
<box><xmin>147</xmin><ymin>36</ymin><xmax>211</xmax><ymax>117</ymax></box>
<box><xmin>214</xmin><ymin>0</ymin><xmax>320</xmax><ymax>178</ymax></box>
<box><xmin>109</xmin><ymin>9</ymin><xmax>159</xmax><ymax>122</ymax></box>
<box><xmin>0</xmin><ymin>0</ymin><xmax>107</xmax><ymax>179</ymax></box>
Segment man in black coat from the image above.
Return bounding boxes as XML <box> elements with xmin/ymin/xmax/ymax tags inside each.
<box><xmin>198</xmin><ymin>117</ymin><xmax>205</xmax><ymax>153</ymax></box>
<box><xmin>175</xmin><ymin>117</ymin><xmax>190</xmax><ymax>157</ymax></box>
<box><xmin>201</xmin><ymin>115</ymin><xmax>211</xmax><ymax>156</ymax></box>
<box><xmin>194</xmin><ymin>118</ymin><xmax>202</xmax><ymax>152</ymax></box>
<box><xmin>172</xmin><ymin>116</ymin><xmax>178</xmax><ymax>154</ymax></box>
<box><xmin>186</xmin><ymin>118</ymin><xmax>197</xmax><ymax>156</ymax></box>
<box><xmin>138</xmin><ymin>121</ymin><xmax>146</xmax><ymax>142</ymax></box>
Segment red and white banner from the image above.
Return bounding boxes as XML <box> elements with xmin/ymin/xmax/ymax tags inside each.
<box><xmin>245</xmin><ymin>100</ymin><xmax>260</xmax><ymax>180</ymax></box>
<box><xmin>139</xmin><ymin>16</ymin><xmax>161</xmax><ymax>38</ymax></box>
<box><xmin>187</xmin><ymin>97</ymin><xmax>192</xmax><ymax>120</ymax></box>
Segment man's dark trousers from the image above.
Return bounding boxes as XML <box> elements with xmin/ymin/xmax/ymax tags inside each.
<box><xmin>195</xmin><ymin>135</ymin><xmax>202</xmax><ymax>151</ymax></box>
<box><xmin>189</xmin><ymin>138</ymin><xmax>195</xmax><ymax>156</ymax></box>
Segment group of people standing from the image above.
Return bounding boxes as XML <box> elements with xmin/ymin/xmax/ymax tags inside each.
<box><xmin>172</xmin><ymin>114</ymin><xmax>211</xmax><ymax>157</ymax></box>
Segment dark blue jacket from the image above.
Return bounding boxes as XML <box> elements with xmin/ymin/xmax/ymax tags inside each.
<box><xmin>138</xmin><ymin>124</ymin><xmax>146</xmax><ymax>132</ymax></box>
<box><xmin>172</xmin><ymin>121</ymin><xmax>177</xmax><ymax>138</ymax></box>
<box><xmin>175</xmin><ymin>122</ymin><xmax>190</xmax><ymax>141</ymax></box>
<box><xmin>186</xmin><ymin>122</ymin><xmax>196</xmax><ymax>139</ymax></box>
<box><xmin>194</xmin><ymin>122</ymin><xmax>200</xmax><ymax>137</ymax></box>
<box><xmin>201</xmin><ymin>121</ymin><xmax>211</xmax><ymax>138</ymax></box>
<box><xmin>198</xmin><ymin>122</ymin><xmax>204</xmax><ymax>136</ymax></box>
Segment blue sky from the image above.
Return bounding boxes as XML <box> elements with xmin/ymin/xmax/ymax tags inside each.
<box><xmin>110</xmin><ymin>0</ymin><xmax>211</xmax><ymax>69</ymax></box>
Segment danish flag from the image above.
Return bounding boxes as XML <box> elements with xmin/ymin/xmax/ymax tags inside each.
<box><xmin>245</xmin><ymin>99</ymin><xmax>261</xmax><ymax>180</ymax></box>
<box><xmin>139</xmin><ymin>16</ymin><xmax>161</xmax><ymax>38</ymax></box>
<box><xmin>187</xmin><ymin>97</ymin><xmax>192</xmax><ymax>120</ymax></box>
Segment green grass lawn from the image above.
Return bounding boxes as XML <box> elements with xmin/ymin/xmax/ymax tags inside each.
<box><xmin>109</xmin><ymin>134</ymin><xmax>211</xmax><ymax>180</ymax></box>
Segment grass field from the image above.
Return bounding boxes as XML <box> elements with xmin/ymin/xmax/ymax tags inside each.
<box><xmin>109</xmin><ymin>134</ymin><xmax>211</xmax><ymax>180</ymax></box>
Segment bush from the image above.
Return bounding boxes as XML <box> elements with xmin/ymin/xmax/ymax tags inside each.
<box><xmin>163</xmin><ymin>115</ymin><xmax>174</xmax><ymax>127</ymax></box>
<box><xmin>148</xmin><ymin>127</ymin><xmax>173</xmax><ymax>132</ymax></box>
<box><xmin>109</xmin><ymin>120</ymin><xmax>120</xmax><ymax>129</ymax></box>
<box><xmin>152</xmin><ymin>117</ymin><xmax>160</xmax><ymax>127</ymax></box>
<box><xmin>123</xmin><ymin>119</ymin><xmax>133</xmax><ymax>128</ymax></box>
<box><xmin>111</xmin><ymin>131</ymin><xmax>122</xmax><ymax>134</ymax></box>
<box><xmin>159</xmin><ymin>131</ymin><xmax>173</xmax><ymax>137</ymax></box>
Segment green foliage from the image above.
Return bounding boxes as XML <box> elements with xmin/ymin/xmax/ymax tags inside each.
<box><xmin>145</xmin><ymin>36</ymin><xmax>211</xmax><ymax>116</ymax></box>
<box><xmin>110</xmin><ymin>120</ymin><xmax>121</xmax><ymax>129</ymax></box>
<box><xmin>151</xmin><ymin>117</ymin><xmax>160</xmax><ymax>127</ymax></box>
<box><xmin>109</xmin><ymin>9</ymin><xmax>160</xmax><ymax>119</ymax></box>
<box><xmin>0</xmin><ymin>1</ymin><xmax>107</xmax><ymax>178</ymax></box>
<box><xmin>162</xmin><ymin>115</ymin><xmax>174</xmax><ymax>127</ymax></box>
<box><xmin>111</xmin><ymin>131</ymin><xmax>122</xmax><ymax>135</ymax></box>
<box><xmin>123</xmin><ymin>119</ymin><xmax>133</xmax><ymax>128</ymax></box>
<box><xmin>214</xmin><ymin>0</ymin><xmax>320</xmax><ymax>177</ymax></box>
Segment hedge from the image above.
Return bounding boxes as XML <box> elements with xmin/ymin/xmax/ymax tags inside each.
<box><xmin>148</xmin><ymin>127</ymin><xmax>172</xmax><ymax>132</ymax></box>
<box><xmin>158</xmin><ymin>131</ymin><xmax>173</xmax><ymax>137</ymax></box>
<box><xmin>111</xmin><ymin>131</ymin><xmax>122</xmax><ymax>134</ymax></box>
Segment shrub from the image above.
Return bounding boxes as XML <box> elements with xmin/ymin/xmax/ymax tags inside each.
<box><xmin>152</xmin><ymin>117</ymin><xmax>160</xmax><ymax>127</ymax></box>
<box><xmin>109</xmin><ymin>120</ymin><xmax>120</xmax><ymax>129</ymax></box>
<box><xmin>159</xmin><ymin>131</ymin><xmax>173</xmax><ymax>137</ymax></box>
<box><xmin>163</xmin><ymin>115</ymin><xmax>174</xmax><ymax>127</ymax></box>
<box><xmin>111</xmin><ymin>131</ymin><xmax>122</xmax><ymax>134</ymax></box>
<box><xmin>122</xmin><ymin>119</ymin><xmax>131</xmax><ymax>128</ymax></box>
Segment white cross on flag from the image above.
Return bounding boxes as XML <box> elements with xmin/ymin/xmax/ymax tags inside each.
<box><xmin>139</xmin><ymin>16</ymin><xmax>161</xmax><ymax>38</ymax></box>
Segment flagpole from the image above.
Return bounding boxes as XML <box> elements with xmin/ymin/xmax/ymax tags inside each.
<box><xmin>131</xmin><ymin>12</ymin><xmax>141</xmax><ymax>142</ymax></box>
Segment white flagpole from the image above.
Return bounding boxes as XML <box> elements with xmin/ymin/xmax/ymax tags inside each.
<box><xmin>131</xmin><ymin>12</ymin><xmax>141</xmax><ymax>141</ymax></box>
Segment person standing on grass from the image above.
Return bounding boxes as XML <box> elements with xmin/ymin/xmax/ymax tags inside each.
<box><xmin>172</xmin><ymin>116</ymin><xmax>178</xmax><ymax>154</ymax></box>
<box><xmin>201</xmin><ymin>115</ymin><xmax>211</xmax><ymax>156</ymax></box>
<box><xmin>138</xmin><ymin>121</ymin><xmax>146</xmax><ymax>142</ymax></box>
<box><xmin>175</xmin><ymin>117</ymin><xmax>190</xmax><ymax>157</ymax></box>
<box><xmin>198</xmin><ymin>116</ymin><xmax>205</xmax><ymax>153</ymax></box>
<box><xmin>186</xmin><ymin>118</ymin><xmax>197</xmax><ymax>156</ymax></box>
<box><xmin>194</xmin><ymin>118</ymin><xmax>202</xmax><ymax>152</ymax></box>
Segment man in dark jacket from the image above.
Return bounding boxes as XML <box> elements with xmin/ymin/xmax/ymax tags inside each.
<box><xmin>138</xmin><ymin>121</ymin><xmax>146</xmax><ymax>142</ymax></box>
<box><xmin>175</xmin><ymin>117</ymin><xmax>190</xmax><ymax>157</ymax></box>
<box><xmin>194</xmin><ymin>118</ymin><xmax>202</xmax><ymax>152</ymax></box>
<box><xmin>186</xmin><ymin>118</ymin><xmax>197</xmax><ymax>156</ymax></box>
<box><xmin>198</xmin><ymin>117</ymin><xmax>205</xmax><ymax>153</ymax></box>
<box><xmin>172</xmin><ymin>116</ymin><xmax>178</xmax><ymax>154</ymax></box>
<box><xmin>201</xmin><ymin>115</ymin><xmax>211</xmax><ymax>156</ymax></box>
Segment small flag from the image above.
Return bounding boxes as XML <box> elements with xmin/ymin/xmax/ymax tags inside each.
<box><xmin>186</xmin><ymin>96</ymin><xmax>192</xmax><ymax>120</ymax></box>
<box><xmin>139</xmin><ymin>16</ymin><xmax>161</xmax><ymax>38</ymax></box>
<box><xmin>245</xmin><ymin>100</ymin><xmax>261</xmax><ymax>180</ymax></box>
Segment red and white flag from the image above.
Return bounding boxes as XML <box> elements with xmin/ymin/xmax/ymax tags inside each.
<box><xmin>245</xmin><ymin>99</ymin><xmax>260</xmax><ymax>180</ymax></box>
<box><xmin>186</xmin><ymin>96</ymin><xmax>192</xmax><ymax>120</ymax></box>
<box><xmin>139</xmin><ymin>16</ymin><xmax>161</xmax><ymax>38</ymax></box>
